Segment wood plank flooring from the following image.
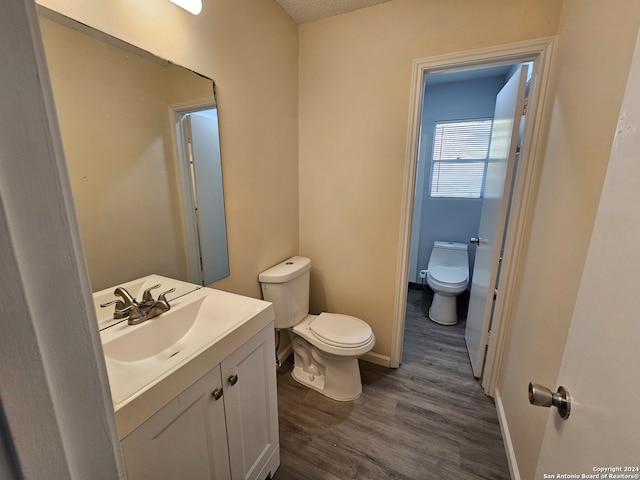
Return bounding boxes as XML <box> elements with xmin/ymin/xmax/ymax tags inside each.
<box><xmin>272</xmin><ymin>286</ymin><xmax>510</xmax><ymax>480</ymax></box>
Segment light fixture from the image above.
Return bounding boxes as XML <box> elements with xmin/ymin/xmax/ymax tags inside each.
<box><xmin>169</xmin><ymin>0</ymin><xmax>202</xmax><ymax>15</ymax></box>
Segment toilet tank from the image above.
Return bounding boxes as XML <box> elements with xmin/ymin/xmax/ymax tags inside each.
<box><xmin>428</xmin><ymin>241</ymin><xmax>469</xmax><ymax>269</ymax></box>
<box><xmin>258</xmin><ymin>256</ymin><xmax>311</xmax><ymax>329</ymax></box>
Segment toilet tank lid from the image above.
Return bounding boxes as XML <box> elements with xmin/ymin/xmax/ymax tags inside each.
<box><xmin>433</xmin><ymin>241</ymin><xmax>468</xmax><ymax>251</ymax></box>
<box><xmin>259</xmin><ymin>256</ymin><xmax>311</xmax><ymax>283</ymax></box>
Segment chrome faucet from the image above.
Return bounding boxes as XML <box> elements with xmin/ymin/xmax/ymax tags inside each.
<box><xmin>127</xmin><ymin>288</ymin><xmax>174</xmax><ymax>326</ymax></box>
<box><xmin>100</xmin><ymin>286</ymin><xmax>137</xmax><ymax>319</ymax></box>
<box><xmin>100</xmin><ymin>285</ymin><xmax>175</xmax><ymax>325</ymax></box>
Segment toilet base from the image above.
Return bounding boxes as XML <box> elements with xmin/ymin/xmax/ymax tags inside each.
<box><xmin>429</xmin><ymin>292</ymin><xmax>459</xmax><ymax>325</ymax></box>
<box><xmin>290</xmin><ymin>336</ymin><xmax>364</xmax><ymax>401</ymax></box>
<box><xmin>291</xmin><ymin>360</ymin><xmax>362</xmax><ymax>401</ymax></box>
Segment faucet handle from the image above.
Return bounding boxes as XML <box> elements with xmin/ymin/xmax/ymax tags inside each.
<box><xmin>157</xmin><ymin>288</ymin><xmax>176</xmax><ymax>303</ymax></box>
<box><xmin>99</xmin><ymin>299</ymin><xmax>124</xmax><ymax>309</ymax></box>
<box><xmin>142</xmin><ymin>288</ymin><xmax>176</xmax><ymax>322</ymax></box>
<box><xmin>100</xmin><ymin>298</ymin><xmax>131</xmax><ymax>319</ymax></box>
<box><xmin>142</xmin><ymin>284</ymin><xmax>161</xmax><ymax>303</ymax></box>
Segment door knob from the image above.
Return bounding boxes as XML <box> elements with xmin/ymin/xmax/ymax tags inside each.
<box><xmin>470</xmin><ymin>237</ymin><xmax>481</xmax><ymax>245</ymax></box>
<box><xmin>528</xmin><ymin>382</ymin><xmax>571</xmax><ymax>420</ymax></box>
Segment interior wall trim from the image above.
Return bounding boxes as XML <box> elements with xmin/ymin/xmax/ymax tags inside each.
<box><xmin>0</xmin><ymin>0</ymin><xmax>124</xmax><ymax>476</ymax></box>
<box><xmin>494</xmin><ymin>387</ymin><xmax>521</xmax><ymax>480</ymax></box>
<box><xmin>276</xmin><ymin>343</ymin><xmax>293</xmax><ymax>366</ymax></box>
<box><xmin>362</xmin><ymin>351</ymin><xmax>391</xmax><ymax>367</ymax></box>
<box><xmin>481</xmin><ymin>37</ymin><xmax>556</xmax><ymax>394</ymax></box>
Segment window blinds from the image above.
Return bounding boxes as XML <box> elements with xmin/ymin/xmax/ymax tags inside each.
<box><xmin>430</xmin><ymin>119</ymin><xmax>493</xmax><ymax>198</ymax></box>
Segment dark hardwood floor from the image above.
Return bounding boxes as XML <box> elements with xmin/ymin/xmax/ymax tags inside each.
<box><xmin>272</xmin><ymin>286</ymin><xmax>510</xmax><ymax>480</ymax></box>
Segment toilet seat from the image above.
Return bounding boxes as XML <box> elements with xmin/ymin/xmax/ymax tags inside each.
<box><xmin>292</xmin><ymin>314</ymin><xmax>375</xmax><ymax>357</ymax></box>
<box><xmin>428</xmin><ymin>265</ymin><xmax>468</xmax><ymax>287</ymax></box>
<box><xmin>309</xmin><ymin>313</ymin><xmax>373</xmax><ymax>348</ymax></box>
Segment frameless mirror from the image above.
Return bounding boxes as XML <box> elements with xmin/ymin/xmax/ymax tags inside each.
<box><xmin>38</xmin><ymin>7</ymin><xmax>230</xmax><ymax>292</ymax></box>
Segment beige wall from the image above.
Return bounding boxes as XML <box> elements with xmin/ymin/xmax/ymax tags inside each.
<box><xmin>298</xmin><ymin>0</ymin><xmax>562</xmax><ymax>359</ymax></box>
<box><xmin>38</xmin><ymin>0</ymin><xmax>299</xmax><ymax>298</ymax></box>
<box><xmin>497</xmin><ymin>1</ymin><xmax>640</xmax><ymax>477</ymax></box>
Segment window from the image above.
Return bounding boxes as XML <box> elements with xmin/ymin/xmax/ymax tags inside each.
<box><xmin>429</xmin><ymin>119</ymin><xmax>493</xmax><ymax>198</ymax></box>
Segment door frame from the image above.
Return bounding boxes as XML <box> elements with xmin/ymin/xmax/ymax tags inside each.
<box><xmin>169</xmin><ymin>98</ymin><xmax>219</xmax><ymax>286</ymax></box>
<box><xmin>391</xmin><ymin>37</ymin><xmax>556</xmax><ymax>395</ymax></box>
<box><xmin>0</xmin><ymin>0</ymin><xmax>125</xmax><ymax>477</ymax></box>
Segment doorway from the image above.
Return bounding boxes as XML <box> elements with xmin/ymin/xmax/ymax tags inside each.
<box><xmin>170</xmin><ymin>102</ymin><xmax>230</xmax><ymax>286</ymax></box>
<box><xmin>409</xmin><ymin>62</ymin><xmax>529</xmax><ymax>375</ymax></box>
<box><xmin>391</xmin><ymin>38</ymin><xmax>555</xmax><ymax>395</ymax></box>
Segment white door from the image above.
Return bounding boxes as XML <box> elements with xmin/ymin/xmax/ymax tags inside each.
<box><xmin>535</xmin><ymin>31</ymin><xmax>640</xmax><ymax>474</ymax></box>
<box><xmin>465</xmin><ymin>65</ymin><xmax>528</xmax><ymax>377</ymax></box>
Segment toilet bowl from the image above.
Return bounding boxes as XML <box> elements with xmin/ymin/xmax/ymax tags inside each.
<box><xmin>259</xmin><ymin>257</ymin><xmax>375</xmax><ymax>401</ymax></box>
<box><xmin>426</xmin><ymin>241</ymin><xmax>469</xmax><ymax>325</ymax></box>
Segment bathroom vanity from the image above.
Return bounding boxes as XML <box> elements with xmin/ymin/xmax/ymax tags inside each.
<box><xmin>96</xmin><ymin>275</ymin><xmax>280</xmax><ymax>480</ymax></box>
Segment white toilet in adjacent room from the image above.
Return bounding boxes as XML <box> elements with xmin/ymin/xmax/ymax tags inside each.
<box><xmin>426</xmin><ymin>241</ymin><xmax>470</xmax><ymax>326</ymax></box>
<box><xmin>259</xmin><ymin>256</ymin><xmax>375</xmax><ymax>401</ymax></box>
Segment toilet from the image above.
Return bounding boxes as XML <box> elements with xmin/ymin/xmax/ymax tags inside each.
<box><xmin>426</xmin><ymin>241</ymin><xmax>470</xmax><ymax>326</ymax></box>
<box><xmin>259</xmin><ymin>256</ymin><xmax>375</xmax><ymax>401</ymax></box>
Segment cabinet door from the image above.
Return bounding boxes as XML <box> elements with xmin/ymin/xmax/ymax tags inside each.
<box><xmin>121</xmin><ymin>367</ymin><xmax>231</xmax><ymax>480</ymax></box>
<box><xmin>222</xmin><ymin>325</ymin><xmax>279</xmax><ymax>480</ymax></box>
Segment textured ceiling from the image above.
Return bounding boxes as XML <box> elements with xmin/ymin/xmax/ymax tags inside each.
<box><xmin>274</xmin><ymin>0</ymin><xmax>391</xmax><ymax>24</ymax></box>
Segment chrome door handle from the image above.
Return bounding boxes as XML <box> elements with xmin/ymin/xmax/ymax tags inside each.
<box><xmin>470</xmin><ymin>237</ymin><xmax>481</xmax><ymax>245</ymax></box>
<box><xmin>528</xmin><ymin>382</ymin><xmax>571</xmax><ymax>420</ymax></box>
<box><xmin>228</xmin><ymin>374</ymin><xmax>238</xmax><ymax>386</ymax></box>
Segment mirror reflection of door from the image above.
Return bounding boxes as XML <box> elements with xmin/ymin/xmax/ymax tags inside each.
<box><xmin>176</xmin><ymin>108</ymin><xmax>230</xmax><ymax>286</ymax></box>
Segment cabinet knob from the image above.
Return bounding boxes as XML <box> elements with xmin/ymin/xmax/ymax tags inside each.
<box><xmin>228</xmin><ymin>374</ymin><xmax>238</xmax><ymax>386</ymax></box>
<box><xmin>212</xmin><ymin>387</ymin><xmax>223</xmax><ymax>400</ymax></box>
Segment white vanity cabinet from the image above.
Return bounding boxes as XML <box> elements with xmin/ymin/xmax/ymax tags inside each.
<box><xmin>222</xmin><ymin>325</ymin><xmax>280</xmax><ymax>480</ymax></box>
<box><xmin>121</xmin><ymin>366</ymin><xmax>231</xmax><ymax>479</ymax></box>
<box><xmin>120</xmin><ymin>324</ymin><xmax>280</xmax><ymax>480</ymax></box>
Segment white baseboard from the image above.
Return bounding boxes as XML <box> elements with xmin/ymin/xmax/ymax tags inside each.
<box><xmin>494</xmin><ymin>387</ymin><xmax>520</xmax><ymax>480</ymax></box>
<box><xmin>276</xmin><ymin>344</ymin><xmax>292</xmax><ymax>366</ymax></box>
<box><xmin>278</xmin><ymin>344</ymin><xmax>391</xmax><ymax>369</ymax></box>
<box><xmin>361</xmin><ymin>351</ymin><xmax>391</xmax><ymax>367</ymax></box>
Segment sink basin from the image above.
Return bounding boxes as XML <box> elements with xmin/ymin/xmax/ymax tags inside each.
<box><xmin>93</xmin><ymin>274</ymin><xmax>201</xmax><ymax>330</ymax></box>
<box><xmin>102</xmin><ymin>296</ymin><xmax>203</xmax><ymax>363</ymax></box>
<box><xmin>98</xmin><ymin>283</ymin><xmax>275</xmax><ymax>439</ymax></box>
<box><xmin>103</xmin><ymin>288</ymin><xmax>264</xmax><ymax>364</ymax></box>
